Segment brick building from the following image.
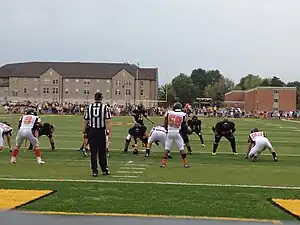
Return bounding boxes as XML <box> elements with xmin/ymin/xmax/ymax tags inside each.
<box><xmin>0</xmin><ymin>62</ymin><xmax>158</xmax><ymax>105</ymax></box>
<box><xmin>224</xmin><ymin>87</ymin><xmax>297</xmax><ymax>112</ymax></box>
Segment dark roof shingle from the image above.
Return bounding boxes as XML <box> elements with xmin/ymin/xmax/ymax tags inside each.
<box><xmin>0</xmin><ymin>62</ymin><xmax>157</xmax><ymax>80</ymax></box>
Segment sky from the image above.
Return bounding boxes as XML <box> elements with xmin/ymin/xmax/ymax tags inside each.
<box><xmin>1</xmin><ymin>0</ymin><xmax>300</xmax><ymax>85</ymax></box>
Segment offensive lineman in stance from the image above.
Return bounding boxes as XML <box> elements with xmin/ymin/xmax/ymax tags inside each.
<box><xmin>11</xmin><ymin>109</ymin><xmax>44</xmax><ymax>164</ymax></box>
<box><xmin>161</xmin><ymin>102</ymin><xmax>189</xmax><ymax>168</ymax></box>
<box><xmin>144</xmin><ymin>125</ymin><xmax>168</xmax><ymax>158</ymax></box>
<box><xmin>212</xmin><ymin>118</ymin><xmax>237</xmax><ymax>155</ymax></box>
<box><xmin>0</xmin><ymin>121</ymin><xmax>13</xmax><ymax>152</ymax></box>
<box><xmin>245</xmin><ymin>128</ymin><xmax>278</xmax><ymax>162</ymax></box>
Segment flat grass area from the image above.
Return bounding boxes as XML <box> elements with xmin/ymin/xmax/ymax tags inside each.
<box><xmin>0</xmin><ymin>114</ymin><xmax>300</xmax><ymax>220</ymax></box>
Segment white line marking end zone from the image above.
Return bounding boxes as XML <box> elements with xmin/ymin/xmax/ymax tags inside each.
<box><xmin>0</xmin><ymin>178</ymin><xmax>300</xmax><ymax>190</ymax></box>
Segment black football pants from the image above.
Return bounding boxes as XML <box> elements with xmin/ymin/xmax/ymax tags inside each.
<box><xmin>88</xmin><ymin>128</ymin><xmax>108</xmax><ymax>173</ymax></box>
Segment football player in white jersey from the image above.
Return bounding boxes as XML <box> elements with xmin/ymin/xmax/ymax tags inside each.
<box><xmin>246</xmin><ymin>128</ymin><xmax>278</xmax><ymax>162</ymax></box>
<box><xmin>144</xmin><ymin>125</ymin><xmax>167</xmax><ymax>157</ymax></box>
<box><xmin>161</xmin><ymin>102</ymin><xmax>189</xmax><ymax>168</ymax></box>
<box><xmin>10</xmin><ymin>109</ymin><xmax>44</xmax><ymax>164</ymax></box>
<box><xmin>0</xmin><ymin>121</ymin><xmax>13</xmax><ymax>152</ymax></box>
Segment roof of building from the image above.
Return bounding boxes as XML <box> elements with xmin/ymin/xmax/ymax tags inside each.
<box><xmin>225</xmin><ymin>86</ymin><xmax>297</xmax><ymax>95</ymax></box>
<box><xmin>0</xmin><ymin>62</ymin><xmax>157</xmax><ymax>80</ymax></box>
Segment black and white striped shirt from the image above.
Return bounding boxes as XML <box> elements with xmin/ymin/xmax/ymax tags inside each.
<box><xmin>83</xmin><ymin>102</ymin><xmax>111</xmax><ymax>128</ymax></box>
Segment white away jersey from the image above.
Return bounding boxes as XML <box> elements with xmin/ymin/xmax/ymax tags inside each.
<box><xmin>165</xmin><ymin>110</ymin><xmax>186</xmax><ymax>132</ymax></box>
<box><xmin>0</xmin><ymin>123</ymin><xmax>12</xmax><ymax>133</ymax></box>
<box><xmin>151</xmin><ymin>125</ymin><xmax>167</xmax><ymax>133</ymax></box>
<box><xmin>248</xmin><ymin>131</ymin><xmax>266</xmax><ymax>142</ymax></box>
<box><xmin>19</xmin><ymin>115</ymin><xmax>41</xmax><ymax>129</ymax></box>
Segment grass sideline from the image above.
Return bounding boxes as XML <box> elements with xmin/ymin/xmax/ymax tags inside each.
<box><xmin>0</xmin><ymin>114</ymin><xmax>300</xmax><ymax>221</ymax></box>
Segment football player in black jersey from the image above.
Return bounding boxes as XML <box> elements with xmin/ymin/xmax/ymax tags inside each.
<box><xmin>28</xmin><ymin>122</ymin><xmax>56</xmax><ymax>151</ymax></box>
<box><xmin>180</xmin><ymin>122</ymin><xmax>193</xmax><ymax>155</ymax></box>
<box><xmin>212</xmin><ymin>118</ymin><xmax>237</xmax><ymax>155</ymax></box>
<box><xmin>127</xmin><ymin>123</ymin><xmax>149</xmax><ymax>154</ymax></box>
<box><xmin>123</xmin><ymin>104</ymin><xmax>154</xmax><ymax>153</ymax></box>
<box><xmin>187</xmin><ymin>115</ymin><xmax>205</xmax><ymax>149</ymax></box>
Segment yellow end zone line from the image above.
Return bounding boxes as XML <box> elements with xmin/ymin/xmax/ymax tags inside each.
<box><xmin>18</xmin><ymin>210</ymin><xmax>281</xmax><ymax>224</ymax></box>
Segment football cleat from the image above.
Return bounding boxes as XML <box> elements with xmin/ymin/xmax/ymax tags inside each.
<box><xmin>212</xmin><ymin>152</ymin><xmax>217</xmax><ymax>156</ymax></box>
<box><xmin>233</xmin><ymin>152</ymin><xmax>238</xmax><ymax>155</ymax></box>
<box><xmin>160</xmin><ymin>164</ymin><xmax>166</xmax><ymax>168</ymax></box>
<box><xmin>201</xmin><ymin>144</ymin><xmax>205</xmax><ymax>147</ymax></box>
<box><xmin>184</xmin><ymin>164</ymin><xmax>189</xmax><ymax>168</ymax></box>
<box><xmin>10</xmin><ymin>157</ymin><xmax>16</xmax><ymax>164</ymax></box>
<box><xmin>37</xmin><ymin>160</ymin><xmax>45</xmax><ymax>164</ymax></box>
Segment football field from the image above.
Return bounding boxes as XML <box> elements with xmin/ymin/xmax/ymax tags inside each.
<box><xmin>0</xmin><ymin>114</ymin><xmax>300</xmax><ymax>222</ymax></box>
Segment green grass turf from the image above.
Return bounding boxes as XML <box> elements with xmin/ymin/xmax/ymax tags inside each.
<box><xmin>0</xmin><ymin>114</ymin><xmax>300</xmax><ymax>220</ymax></box>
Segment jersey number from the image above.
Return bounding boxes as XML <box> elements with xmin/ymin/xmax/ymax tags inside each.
<box><xmin>24</xmin><ymin>116</ymin><xmax>32</xmax><ymax>124</ymax></box>
<box><xmin>93</xmin><ymin>107</ymin><xmax>101</xmax><ymax>117</ymax></box>
<box><xmin>168</xmin><ymin>115</ymin><xmax>183</xmax><ymax>128</ymax></box>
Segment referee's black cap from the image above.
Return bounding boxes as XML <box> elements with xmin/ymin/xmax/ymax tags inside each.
<box><xmin>94</xmin><ymin>92</ymin><xmax>103</xmax><ymax>101</ymax></box>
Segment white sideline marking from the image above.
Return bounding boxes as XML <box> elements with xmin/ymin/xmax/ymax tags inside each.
<box><xmin>0</xmin><ymin>177</ymin><xmax>300</xmax><ymax>190</ymax></box>
<box><xmin>281</xmin><ymin>119</ymin><xmax>300</xmax><ymax>123</ymax></box>
<box><xmin>120</xmin><ymin>167</ymin><xmax>146</xmax><ymax>170</ymax></box>
<box><xmin>125</xmin><ymin>164</ymin><xmax>150</xmax><ymax>166</ymax></box>
<box><xmin>117</xmin><ymin>171</ymin><xmax>143</xmax><ymax>174</ymax></box>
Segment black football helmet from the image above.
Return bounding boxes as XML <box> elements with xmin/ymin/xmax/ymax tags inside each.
<box><xmin>192</xmin><ymin>115</ymin><xmax>198</xmax><ymax>120</ymax></box>
<box><xmin>251</xmin><ymin>128</ymin><xmax>259</xmax><ymax>133</ymax></box>
<box><xmin>26</xmin><ymin>108</ymin><xmax>37</xmax><ymax>116</ymax></box>
<box><xmin>172</xmin><ymin>102</ymin><xmax>182</xmax><ymax>111</ymax></box>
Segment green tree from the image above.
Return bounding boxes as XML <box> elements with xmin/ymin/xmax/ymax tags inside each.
<box><xmin>204</xmin><ymin>77</ymin><xmax>234</xmax><ymax>101</ymax></box>
<box><xmin>260</xmin><ymin>78</ymin><xmax>271</xmax><ymax>86</ymax></box>
<box><xmin>235</xmin><ymin>74</ymin><xmax>263</xmax><ymax>90</ymax></box>
<box><xmin>171</xmin><ymin>73</ymin><xmax>196</xmax><ymax>103</ymax></box>
<box><xmin>158</xmin><ymin>83</ymin><xmax>175</xmax><ymax>104</ymax></box>
<box><xmin>269</xmin><ymin>76</ymin><xmax>286</xmax><ymax>87</ymax></box>
<box><xmin>287</xmin><ymin>81</ymin><xmax>300</xmax><ymax>109</ymax></box>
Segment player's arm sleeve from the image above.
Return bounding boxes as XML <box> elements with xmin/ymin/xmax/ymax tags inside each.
<box><xmin>83</xmin><ymin>105</ymin><xmax>90</xmax><ymax>120</ymax></box>
<box><xmin>231</xmin><ymin>123</ymin><xmax>236</xmax><ymax>133</ymax></box>
<box><xmin>212</xmin><ymin>125</ymin><xmax>216</xmax><ymax>132</ymax></box>
<box><xmin>187</xmin><ymin>120</ymin><xmax>192</xmax><ymax>126</ymax></box>
<box><xmin>164</xmin><ymin>113</ymin><xmax>169</xmax><ymax>129</ymax></box>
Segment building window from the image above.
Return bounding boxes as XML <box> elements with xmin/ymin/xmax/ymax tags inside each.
<box><xmin>140</xmin><ymin>89</ymin><xmax>144</xmax><ymax>96</ymax></box>
<box><xmin>76</xmin><ymin>79</ymin><xmax>79</xmax><ymax>83</ymax></box>
<box><xmin>24</xmin><ymin>79</ymin><xmax>28</xmax><ymax>84</ymax></box>
<box><xmin>140</xmin><ymin>81</ymin><xmax>144</xmax><ymax>85</ymax></box>
<box><xmin>274</xmin><ymin>89</ymin><xmax>279</xmax><ymax>94</ymax></box>
<box><xmin>65</xmin><ymin>88</ymin><xmax>69</xmax><ymax>94</ymax></box>
<box><xmin>97</xmin><ymin>79</ymin><xmax>100</xmax><ymax>83</ymax></box>
<box><xmin>107</xmin><ymin>80</ymin><xmax>110</xmax><ymax>83</ymax></box>
<box><xmin>106</xmin><ymin>89</ymin><xmax>110</xmax><ymax>93</ymax></box>
<box><xmin>4</xmin><ymin>87</ymin><xmax>8</xmax><ymax>92</ymax></box>
<box><xmin>43</xmin><ymin>88</ymin><xmax>49</xmax><ymax>94</ymax></box>
<box><xmin>274</xmin><ymin>99</ymin><xmax>278</xmax><ymax>102</ymax></box>
<box><xmin>84</xmin><ymin>89</ymin><xmax>90</xmax><ymax>95</ymax></box>
<box><xmin>116</xmin><ymin>80</ymin><xmax>120</xmax><ymax>85</ymax></box>
<box><xmin>52</xmin><ymin>87</ymin><xmax>58</xmax><ymax>94</ymax></box>
<box><xmin>65</xmin><ymin>79</ymin><xmax>69</xmax><ymax>83</ymax></box>
<box><xmin>52</xmin><ymin>79</ymin><xmax>58</xmax><ymax>85</ymax></box>
<box><xmin>115</xmin><ymin>89</ymin><xmax>120</xmax><ymax>95</ymax></box>
<box><xmin>76</xmin><ymin>88</ymin><xmax>79</xmax><ymax>92</ymax></box>
<box><xmin>34</xmin><ymin>78</ymin><xmax>38</xmax><ymax>84</ymax></box>
<box><xmin>34</xmin><ymin>88</ymin><xmax>37</xmax><ymax>92</ymax></box>
<box><xmin>49</xmin><ymin>71</ymin><xmax>53</xmax><ymax>76</ymax></box>
<box><xmin>125</xmin><ymin>89</ymin><xmax>131</xmax><ymax>95</ymax></box>
<box><xmin>44</xmin><ymin>79</ymin><xmax>49</xmax><ymax>84</ymax></box>
<box><xmin>125</xmin><ymin>80</ymin><xmax>131</xmax><ymax>85</ymax></box>
<box><xmin>84</xmin><ymin>79</ymin><xmax>90</xmax><ymax>85</ymax></box>
<box><xmin>12</xmin><ymin>90</ymin><xmax>18</xmax><ymax>96</ymax></box>
<box><xmin>24</xmin><ymin>88</ymin><xmax>28</xmax><ymax>93</ymax></box>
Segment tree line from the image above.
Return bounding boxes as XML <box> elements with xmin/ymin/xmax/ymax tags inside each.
<box><xmin>158</xmin><ymin>69</ymin><xmax>300</xmax><ymax>109</ymax></box>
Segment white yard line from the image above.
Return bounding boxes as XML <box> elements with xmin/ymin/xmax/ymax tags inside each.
<box><xmin>0</xmin><ymin>177</ymin><xmax>299</xmax><ymax>190</ymax></box>
<box><xmin>117</xmin><ymin>171</ymin><xmax>144</xmax><ymax>174</ymax></box>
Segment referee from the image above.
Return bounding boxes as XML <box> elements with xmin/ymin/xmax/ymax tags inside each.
<box><xmin>82</xmin><ymin>92</ymin><xmax>112</xmax><ymax>177</ymax></box>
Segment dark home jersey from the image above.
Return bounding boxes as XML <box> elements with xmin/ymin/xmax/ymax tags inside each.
<box><xmin>128</xmin><ymin>126</ymin><xmax>146</xmax><ymax>139</ymax></box>
<box><xmin>39</xmin><ymin>123</ymin><xmax>54</xmax><ymax>138</ymax></box>
<box><xmin>187</xmin><ymin>119</ymin><xmax>201</xmax><ymax>131</ymax></box>
<box><xmin>213</xmin><ymin>121</ymin><xmax>235</xmax><ymax>136</ymax></box>
<box><xmin>132</xmin><ymin>109</ymin><xmax>147</xmax><ymax>126</ymax></box>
